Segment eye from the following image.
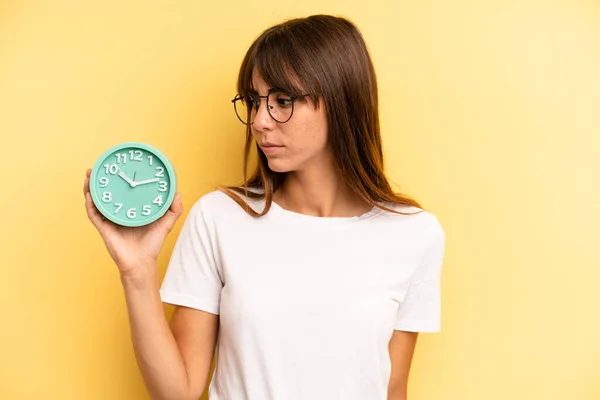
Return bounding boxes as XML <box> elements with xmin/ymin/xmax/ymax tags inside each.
<box><xmin>273</xmin><ymin>92</ymin><xmax>293</xmax><ymax>107</ymax></box>
<box><xmin>245</xmin><ymin>94</ymin><xmax>259</xmax><ymax>109</ymax></box>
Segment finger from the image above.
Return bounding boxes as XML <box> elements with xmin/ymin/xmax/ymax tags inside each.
<box><xmin>170</xmin><ymin>192</ymin><xmax>183</xmax><ymax>214</ymax></box>
<box><xmin>160</xmin><ymin>192</ymin><xmax>184</xmax><ymax>232</ymax></box>
<box><xmin>85</xmin><ymin>191</ymin><xmax>106</xmax><ymax>230</ymax></box>
<box><xmin>83</xmin><ymin>168</ymin><xmax>91</xmax><ymax>197</ymax></box>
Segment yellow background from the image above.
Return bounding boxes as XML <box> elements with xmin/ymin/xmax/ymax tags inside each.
<box><xmin>1</xmin><ymin>0</ymin><xmax>599</xmax><ymax>399</ymax></box>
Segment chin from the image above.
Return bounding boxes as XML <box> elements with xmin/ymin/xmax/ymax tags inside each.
<box><xmin>266</xmin><ymin>159</ymin><xmax>295</xmax><ymax>173</ymax></box>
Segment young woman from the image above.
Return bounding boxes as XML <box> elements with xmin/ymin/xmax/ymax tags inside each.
<box><xmin>83</xmin><ymin>14</ymin><xmax>446</xmax><ymax>400</ymax></box>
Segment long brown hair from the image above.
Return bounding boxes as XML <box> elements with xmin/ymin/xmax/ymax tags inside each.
<box><xmin>217</xmin><ymin>14</ymin><xmax>424</xmax><ymax>217</ymax></box>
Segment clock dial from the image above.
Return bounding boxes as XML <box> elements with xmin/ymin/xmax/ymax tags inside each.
<box><xmin>90</xmin><ymin>143</ymin><xmax>177</xmax><ymax>227</ymax></box>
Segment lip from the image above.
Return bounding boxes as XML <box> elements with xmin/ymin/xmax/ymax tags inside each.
<box><xmin>260</xmin><ymin>145</ymin><xmax>284</xmax><ymax>154</ymax></box>
<box><xmin>259</xmin><ymin>142</ymin><xmax>281</xmax><ymax>147</ymax></box>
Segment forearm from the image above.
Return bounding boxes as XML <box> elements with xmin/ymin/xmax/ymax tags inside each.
<box><xmin>120</xmin><ymin>269</ymin><xmax>191</xmax><ymax>400</ymax></box>
<box><xmin>387</xmin><ymin>386</ymin><xmax>407</xmax><ymax>400</ymax></box>
<box><xmin>387</xmin><ymin>393</ymin><xmax>407</xmax><ymax>400</ymax></box>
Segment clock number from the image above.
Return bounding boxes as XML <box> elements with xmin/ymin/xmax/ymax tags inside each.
<box><xmin>102</xmin><ymin>192</ymin><xmax>112</xmax><ymax>202</ymax></box>
<box><xmin>116</xmin><ymin>153</ymin><xmax>127</xmax><ymax>164</ymax></box>
<box><xmin>155</xmin><ymin>166</ymin><xmax>165</xmax><ymax>178</ymax></box>
<box><xmin>104</xmin><ymin>164</ymin><xmax>118</xmax><ymax>175</ymax></box>
<box><xmin>127</xmin><ymin>208</ymin><xmax>137</xmax><ymax>219</ymax></box>
<box><xmin>142</xmin><ymin>205</ymin><xmax>152</xmax><ymax>216</ymax></box>
<box><xmin>114</xmin><ymin>203</ymin><xmax>123</xmax><ymax>213</ymax></box>
<box><xmin>148</xmin><ymin>155</ymin><xmax>153</xmax><ymax>165</ymax></box>
<box><xmin>158</xmin><ymin>181</ymin><xmax>168</xmax><ymax>192</ymax></box>
<box><xmin>129</xmin><ymin>150</ymin><xmax>143</xmax><ymax>161</ymax></box>
<box><xmin>152</xmin><ymin>195</ymin><xmax>164</xmax><ymax>206</ymax></box>
<box><xmin>99</xmin><ymin>177</ymin><xmax>109</xmax><ymax>187</ymax></box>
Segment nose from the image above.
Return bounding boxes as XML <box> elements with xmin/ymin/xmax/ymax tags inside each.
<box><xmin>252</xmin><ymin>98</ymin><xmax>276</xmax><ymax>131</ymax></box>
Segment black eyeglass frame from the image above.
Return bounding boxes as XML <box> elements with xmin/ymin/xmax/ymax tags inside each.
<box><xmin>231</xmin><ymin>88</ymin><xmax>311</xmax><ymax>125</ymax></box>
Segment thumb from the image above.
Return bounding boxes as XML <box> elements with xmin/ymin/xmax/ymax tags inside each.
<box><xmin>160</xmin><ymin>192</ymin><xmax>184</xmax><ymax>232</ymax></box>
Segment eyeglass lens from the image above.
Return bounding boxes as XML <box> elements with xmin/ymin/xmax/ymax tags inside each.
<box><xmin>234</xmin><ymin>91</ymin><xmax>295</xmax><ymax>124</ymax></box>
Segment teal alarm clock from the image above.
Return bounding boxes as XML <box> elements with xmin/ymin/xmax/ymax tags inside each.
<box><xmin>89</xmin><ymin>142</ymin><xmax>177</xmax><ymax>227</ymax></box>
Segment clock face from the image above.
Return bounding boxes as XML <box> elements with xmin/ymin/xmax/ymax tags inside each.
<box><xmin>90</xmin><ymin>142</ymin><xmax>177</xmax><ymax>227</ymax></box>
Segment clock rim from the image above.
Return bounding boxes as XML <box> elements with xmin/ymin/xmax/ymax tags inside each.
<box><xmin>90</xmin><ymin>141</ymin><xmax>177</xmax><ymax>227</ymax></box>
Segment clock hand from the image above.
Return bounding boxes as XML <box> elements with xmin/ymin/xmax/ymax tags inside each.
<box><xmin>133</xmin><ymin>178</ymin><xmax>160</xmax><ymax>186</ymax></box>
<box><xmin>118</xmin><ymin>171</ymin><xmax>136</xmax><ymax>186</ymax></box>
<box><xmin>115</xmin><ymin>165</ymin><xmax>135</xmax><ymax>187</ymax></box>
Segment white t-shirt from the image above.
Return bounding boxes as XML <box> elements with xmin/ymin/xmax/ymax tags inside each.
<box><xmin>159</xmin><ymin>189</ymin><xmax>446</xmax><ymax>400</ymax></box>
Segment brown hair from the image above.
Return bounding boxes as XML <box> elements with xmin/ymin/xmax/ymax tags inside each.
<box><xmin>217</xmin><ymin>14</ymin><xmax>425</xmax><ymax>217</ymax></box>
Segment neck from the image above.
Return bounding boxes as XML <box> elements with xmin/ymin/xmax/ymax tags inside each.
<box><xmin>272</xmin><ymin>160</ymin><xmax>372</xmax><ymax>218</ymax></box>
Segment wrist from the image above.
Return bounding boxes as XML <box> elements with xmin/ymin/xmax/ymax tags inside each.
<box><xmin>119</xmin><ymin>266</ymin><xmax>158</xmax><ymax>291</ymax></box>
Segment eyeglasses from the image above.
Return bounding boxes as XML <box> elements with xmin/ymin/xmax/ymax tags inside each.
<box><xmin>232</xmin><ymin>88</ymin><xmax>311</xmax><ymax>125</ymax></box>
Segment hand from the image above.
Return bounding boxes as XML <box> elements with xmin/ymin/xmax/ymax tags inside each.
<box><xmin>133</xmin><ymin>177</ymin><xmax>160</xmax><ymax>186</ymax></box>
<box><xmin>83</xmin><ymin>168</ymin><xmax>184</xmax><ymax>279</ymax></box>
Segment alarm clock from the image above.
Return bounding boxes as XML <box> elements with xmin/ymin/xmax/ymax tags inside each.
<box><xmin>89</xmin><ymin>142</ymin><xmax>177</xmax><ymax>227</ymax></box>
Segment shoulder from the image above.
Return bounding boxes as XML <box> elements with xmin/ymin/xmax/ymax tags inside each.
<box><xmin>379</xmin><ymin>202</ymin><xmax>443</xmax><ymax>230</ymax></box>
<box><xmin>186</xmin><ymin>188</ymin><xmax>265</xmax><ymax>221</ymax></box>
<box><xmin>375</xmin><ymin>202</ymin><xmax>445</xmax><ymax>250</ymax></box>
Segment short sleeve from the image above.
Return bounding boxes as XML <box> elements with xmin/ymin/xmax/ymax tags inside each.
<box><xmin>394</xmin><ymin>216</ymin><xmax>446</xmax><ymax>332</ymax></box>
<box><xmin>159</xmin><ymin>197</ymin><xmax>223</xmax><ymax>315</ymax></box>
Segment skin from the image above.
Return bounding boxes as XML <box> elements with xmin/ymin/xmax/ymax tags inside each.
<box><xmin>250</xmin><ymin>70</ymin><xmax>373</xmax><ymax>218</ymax></box>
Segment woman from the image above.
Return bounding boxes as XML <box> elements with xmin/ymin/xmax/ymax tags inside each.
<box><xmin>83</xmin><ymin>14</ymin><xmax>446</xmax><ymax>400</ymax></box>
